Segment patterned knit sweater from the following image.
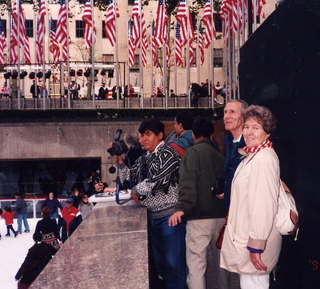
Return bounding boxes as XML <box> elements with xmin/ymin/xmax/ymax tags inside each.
<box><xmin>118</xmin><ymin>141</ymin><xmax>180</xmax><ymax>215</ymax></box>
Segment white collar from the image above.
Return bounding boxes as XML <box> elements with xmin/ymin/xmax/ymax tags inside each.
<box><xmin>147</xmin><ymin>141</ymin><xmax>164</xmax><ymax>155</ymax></box>
<box><xmin>233</xmin><ymin>135</ymin><xmax>242</xmax><ymax>143</ymax></box>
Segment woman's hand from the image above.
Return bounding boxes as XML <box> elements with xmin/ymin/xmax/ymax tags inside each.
<box><xmin>249</xmin><ymin>253</ymin><xmax>267</xmax><ymax>271</ymax></box>
<box><xmin>168</xmin><ymin>211</ymin><xmax>184</xmax><ymax>227</ymax></box>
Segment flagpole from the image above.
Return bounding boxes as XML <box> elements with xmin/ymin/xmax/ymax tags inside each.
<box><xmin>17</xmin><ymin>0</ymin><xmax>21</xmax><ymax>109</ymax></box>
<box><xmin>210</xmin><ymin>0</ymin><xmax>215</xmax><ymax>109</ymax></box>
<box><xmin>174</xmin><ymin>24</ymin><xmax>178</xmax><ymax>107</ymax></box>
<box><xmin>34</xmin><ymin>5</ymin><xmax>39</xmax><ymax>101</ymax></box>
<box><xmin>66</xmin><ymin>0</ymin><xmax>71</xmax><ymax>109</ymax></box>
<box><xmin>227</xmin><ymin>15</ymin><xmax>232</xmax><ymax>101</ymax></box>
<box><xmin>237</xmin><ymin>2</ymin><xmax>241</xmax><ymax>99</ymax></box>
<box><xmin>90</xmin><ymin>0</ymin><xmax>95</xmax><ymax>108</ymax></box>
<box><xmin>196</xmin><ymin>17</ymin><xmax>200</xmax><ymax>86</ymax></box>
<box><xmin>151</xmin><ymin>21</ymin><xmax>154</xmax><ymax>103</ymax></box>
<box><xmin>139</xmin><ymin>0</ymin><xmax>144</xmax><ymax>108</ymax></box>
<box><xmin>186</xmin><ymin>0</ymin><xmax>190</xmax><ymax>108</ymax></box>
<box><xmin>114</xmin><ymin>0</ymin><xmax>120</xmax><ymax>109</ymax></box>
<box><xmin>163</xmin><ymin>19</ymin><xmax>168</xmax><ymax>109</ymax></box>
<box><xmin>42</xmin><ymin>1</ymin><xmax>47</xmax><ymax>109</ymax></box>
<box><xmin>253</xmin><ymin>0</ymin><xmax>257</xmax><ymax>32</ymax></box>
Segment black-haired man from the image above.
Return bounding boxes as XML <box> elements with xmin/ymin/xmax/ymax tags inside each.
<box><xmin>117</xmin><ymin>118</ymin><xmax>186</xmax><ymax>289</ymax></box>
<box><xmin>169</xmin><ymin>117</ymin><xmax>226</xmax><ymax>289</ymax></box>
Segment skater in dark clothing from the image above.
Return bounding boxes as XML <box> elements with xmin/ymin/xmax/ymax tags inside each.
<box><xmin>34</xmin><ymin>207</ymin><xmax>61</xmax><ymax>250</ymax></box>
<box><xmin>15</xmin><ymin>232</ymin><xmax>57</xmax><ymax>289</ymax></box>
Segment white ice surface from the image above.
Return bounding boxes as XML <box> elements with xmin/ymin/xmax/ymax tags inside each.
<box><xmin>0</xmin><ymin>218</ymin><xmax>39</xmax><ymax>289</ymax></box>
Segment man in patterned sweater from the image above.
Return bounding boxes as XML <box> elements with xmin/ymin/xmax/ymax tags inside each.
<box><xmin>116</xmin><ymin>118</ymin><xmax>186</xmax><ymax>289</ymax></box>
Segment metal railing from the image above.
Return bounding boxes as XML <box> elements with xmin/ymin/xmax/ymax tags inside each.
<box><xmin>0</xmin><ymin>97</ymin><xmax>224</xmax><ymax>110</ymax></box>
<box><xmin>0</xmin><ymin>198</ymin><xmax>67</xmax><ymax>219</ymax></box>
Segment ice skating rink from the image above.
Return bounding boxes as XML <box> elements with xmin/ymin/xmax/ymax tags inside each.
<box><xmin>0</xmin><ymin>218</ymin><xmax>39</xmax><ymax>289</ymax></box>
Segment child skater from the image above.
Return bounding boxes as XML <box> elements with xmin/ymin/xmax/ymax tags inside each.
<box><xmin>0</xmin><ymin>207</ymin><xmax>18</xmax><ymax>237</ymax></box>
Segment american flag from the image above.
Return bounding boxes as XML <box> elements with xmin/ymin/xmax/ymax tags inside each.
<box><xmin>82</xmin><ymin>0</ymin><xmax>96</xmax><ymax>48</ymax></box>
<box><xmin>198</xmin><ymin>30</ymin><xmax>204</xmax><ymax>65</ymax></box>
<box><xmin>151</xmin><ymin>21</ymin><xmax>159</xmax><ymax>67</ymax></box>
<box><xmin>0</xmin><ymin>32</ymin><xmax>6</xmax><ymax>65</ymax></box>
<box><xmin>128</xmin><ymin>26</ymin><xmax>135</xmax><ymax>68</ymax></box>
<box><xmin>104</xmin><ymin>0</ymin><xmax>119</xmax><ymax>47</ymax></box>
<box><xmin>176</xmin><ymin>0</ymin><xmax>194</xmax><ymax>46</ymax></box>
<box><xmin>1</xmin><ymin>80</ymin><xmax>9</xmax><ymax>95</ymax></box>
<box><xmin>189</xmin><ymin>41</ymin><xmax>195</xmax><ymax>66</ymax></box>
<box><xmin>175</xmin><ymin>24</ymin><xmax>183</xmax><ymax>67</ymax></box>
<box><xmin>56</xmin><ymin>0</ymin><xmax>68</xmax><ymax>62</ymax></box>
<box><xmin>141</xmin><ymin>10</ymin><xmax>148</xmax><ymax>67</ymax></box>
<box><xmin>36</xmin><ymin>0</ymin><xmax>46</xmax><ymax>64</ymax></box>
<box><xmin>201</xmin><ymin>0</ymin><xmax>216</xmax><ymax>48</ymax></box>
<box><xmin>163</xmin><ymin>17</ymin><xmax>170</xmax><ymax>67</ymax></box>
<box><xmin>131</xmin><ymin>0</ymin><xmax>140</xmax><ymax>46</ymax></box>
<box><xmin>257</xmin><ymin>0</ymin><xmax>266</xmax><ymax>18</ymax></box>
<box><xmin>153</xmin><ymin>0</ymin><xmax>166</xmax><ymax>48</ymax></box>
<box><xmin>49</xmin><ymin>21</ymin><xmax>60</xmax><ymax>65</ymax></box>
<box><xmin>11</xmin><ymin>0</ymin><xmax>31</xmax><ymax>64</ymax></box>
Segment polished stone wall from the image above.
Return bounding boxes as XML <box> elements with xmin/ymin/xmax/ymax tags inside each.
<box><xmin>30</xmin><ymin>202</ymin><xmax>149</xmax><ymax>289</ymax></box>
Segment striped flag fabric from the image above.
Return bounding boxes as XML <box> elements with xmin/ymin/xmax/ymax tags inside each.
<box><xmin>56</xmin><ymin>0</ymin><xmax>68</xmax><ymax>62</ymax></box>
<box><xmin>104</xmin><ymin>0</ymin><xmax>119</xmax><ymax>47</ymax></box>
<box><xmin>189</xmin><ymin>41</ymin><xmax>195</xmax><ymax>66</ymax></box>
<box><xmin>201</xmin><ymin>0</ymin><xmax>216</xmax><ymax>48</ymax></box>
<box><xmin>151</xmin><ymin>22</ymin><xmax>159</xmax><ymax>67</ymax></box>
<box><xmin>198</xmin><ymin>30</ymin><xmax>204</xmax><ymax>65</ymax></box>
<box><xmin>141</xmin><ymin>10</ymin><xmax>148</xmax><ymax>67</ymax></box>
<box><xmin>49</xmin><ymin>21</ymin><xmax>60</xmax><ymax>65</ymax></box>
<box><xmin>10</xmin><ymin>0</ymin><xmax>18</xmax><ymax>64</ymax></box>
<box><xmin>11</xmin><ymin>0</ymin><xmax>31</xmax><ymax>64</ymax></box>
<box><xmin>153</xmin><ymin>0</ymin><xmax>166</xmax><ymax>48</ymax></box>
<box><xmin>82</xmin><ymin>0</ymin><xmax>96</xmax><ymax>48</ymax></box>
<box><xmin>0</xmin><ymin>32</ymin><xmax>6</xmax><ymax>65</ymax></box>
<box><xmin>176</xmin><ymin>0</ymin><xmax>194</xmax><ymax>46</ymax></box>
<box><xmin>36</xmin><ymin>0</ymin><xmax>46</xmax><ymax>64</ymax></box>
<box><xmin>175</xmin><ymin>23</ymin><xmax>183</xmax><ymax>67</ymax></box>
<box><xmin>128</xmin><ymin>26</ymin><xmax>135</xmax><ymax>68</ymax></box>
<box><xmin>163</xmin><ymin>17</ymin><xmax>170</xmax><ymax>67</ymax></box>
<box><xmin>131</xmin><ymin>0</ymin><xmax>140</xmax><ymax>46</ymax></box>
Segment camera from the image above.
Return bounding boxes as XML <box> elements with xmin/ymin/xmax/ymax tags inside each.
<box><xmin>107</xmin><ymin>129</ymin><xmax>129</xmax><ymax>156</ymax></box>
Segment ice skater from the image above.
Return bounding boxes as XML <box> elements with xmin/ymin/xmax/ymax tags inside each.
<box><xmin>0</xmin><ymin>207</ymin><xmax>18</xmax><ymax>237</ymax></box>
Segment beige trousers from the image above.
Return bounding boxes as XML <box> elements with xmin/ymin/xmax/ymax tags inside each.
<box><xmin>186</xmin><ymin>218</ymin><xmax>225</xmax><ymax>289</ymax></box>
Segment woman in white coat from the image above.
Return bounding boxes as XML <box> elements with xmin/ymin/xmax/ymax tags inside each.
<box><xmin>220</xmin><ymin>105</ymin><xmax>282</xmax><ymax>289</ymax></box>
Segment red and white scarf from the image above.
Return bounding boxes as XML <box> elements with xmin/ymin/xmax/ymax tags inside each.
<box><xmin>243</xmin><ymin>139</ymin><xmax>272</xmax><ymax>154</ymax></box>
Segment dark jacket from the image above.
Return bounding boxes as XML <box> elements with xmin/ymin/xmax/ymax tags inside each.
<box><xmin>41</xmin><ymin>198</ymin><xmax>62</xmax><ymax>215</ymax></box>
<box><xmin>15</xmin><ymin>242</ymin><xmax>57</xmax><ymax>285</ymax></box>
<box><xmin>176</xmin><ymin>139</ymin><xmax>226</xmax><ymax>219</ymax></box>
<box><xmin>34</xmin><ymin>217</ymin><xmax>60</xmax><ymax>241</ymax></box>
<box><xmin>223</xmin><ymin>133</ymin><xmax>245</xmax><ymax>210</ymax></box>
<box><xmin>15</xmin><ymin>199</ymin><xmax>27</xmax><ymax>214</ymax></box>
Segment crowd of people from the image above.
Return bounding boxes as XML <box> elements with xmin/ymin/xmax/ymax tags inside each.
<box><xmin>0</xmin><ymin>189</ymin><xmax>94</xmax><ymax>289</ymax></box>
<box><xmin>1</xmin><ymin>100</ymin><xmax>298</xmax><ymax>289</ymax></box>
<box><xmin>100</xmin><ymin>101</ymin><xmax>297</xmax><ymax>289</ymax></box>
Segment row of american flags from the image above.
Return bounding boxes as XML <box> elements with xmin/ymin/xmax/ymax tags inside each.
<box><xmin>0</xmin><ymin>0</ymin><xmax>266</xmax><ymax>70</ymax></box>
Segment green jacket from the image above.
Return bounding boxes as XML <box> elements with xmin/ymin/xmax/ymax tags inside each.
<box><xmin>176</xmin><ymin>139</ymin><xmax>226</xmax><ymax>219</ymax></box>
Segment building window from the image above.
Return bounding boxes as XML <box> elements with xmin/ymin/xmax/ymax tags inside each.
<box><xmin>25</xmin><ymin>20</ymin><xmax>33</xmax><ymax>38</ymax></box>
<box><xmin>50</xmin><ymin>19</ymin><xmax>57</xmax><ymax>32</ymax></box>
<box><xmin>76</xmin><ymin>20</ymin><xmax>84</xmax><ymax>38</ymax></box>
<box><xmin>102</xmin><ymin>54</ymin><xmax>114</xmax><ymax>63</ymax></box>
<box><xmin>191</xmin><ymin>48</ymin><xmax>196</xmax><ymax>67</ymax></box>
<box><xmin>102</xmin><ymin>21</ymin><xmax>106</xmax><ymax>38</ymax></box>
<box><xmin>128</xmin><ymin>0</ymin><xmax>135</xmax><ymax>5</ymax></box>
<box><xmin>0</xmin><ymin>19</ymin><xmax>7</xmax><ymax>37</ymax></box>
<box><xmin>130</xmin><ymin>55</ymin><xmax>140</xmax><ymax>71</ymax></box>
<box><xmin>256</xmin><ymin>15</ymin><xmax>261</xmax><ymax>24</ymax></box>
<box><xmin>213</xmin><ymin>48</ymin><xmax>223</xmax><ymax>67</ymax></box>
<box><xmin>214</xmin><ymin>14</ymin><xmax>222</xmax><ymax>33</ymax></box>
